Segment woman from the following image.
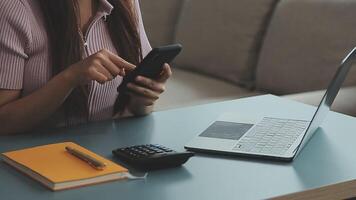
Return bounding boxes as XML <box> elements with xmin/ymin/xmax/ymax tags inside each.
<box><xmin>0</xmin><ymin>0</ymin><xmax>171</xmax><ymax>134</ymax></box>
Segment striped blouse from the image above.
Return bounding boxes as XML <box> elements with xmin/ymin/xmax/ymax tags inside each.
<box><xmin>0</xmin><ymin>0</ymin><xmax>151</xmax><ymax>127</ymax></box>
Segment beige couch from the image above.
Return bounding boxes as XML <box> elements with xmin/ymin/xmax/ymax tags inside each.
<box><xmin>139</xmin><ymin>0</ymin><xmax>356</xmax><ymax>116</ymax></box>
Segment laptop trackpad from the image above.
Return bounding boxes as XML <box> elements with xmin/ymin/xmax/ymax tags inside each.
<box><xmin>199</xmin><ymin>121</ymin><xmax>254</xmax><ymax>140</ymax></box>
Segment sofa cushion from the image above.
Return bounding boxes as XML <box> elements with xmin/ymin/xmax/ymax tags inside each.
<box><xmin>155</xmin><ymin>68</ymin><xmax>262</xmax><ymax>111</ymax></box>
<box><xmin>139</xmin><ymin>0</ymin><xmax>183</xmax><ymax>47</ymax></box>
<box><xmin>257</xmin><ymin>0</ymin><xmax>356</xmax><ymax>95</ymax></box>
<box><xmin>174</xmin><ymin>0</ymin><xmax>278</xmax><ymax>87</ymax></box>
<box><xmin>283</xmin><ymin>86</ymin><xmax>356</xmax><ymax>116</ymax></box>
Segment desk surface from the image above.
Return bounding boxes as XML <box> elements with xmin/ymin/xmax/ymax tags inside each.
<box><xmin>1</xmin><ymin>95</ymin><xmax>356</xmax><ymax>200</ymax></box>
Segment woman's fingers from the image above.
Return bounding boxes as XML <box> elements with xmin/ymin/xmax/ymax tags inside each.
<box><xmin>95</xmin><ymin>64</ymin><xmax>114</xmax><ymax>81</ymax></box>
<box><xmin>89</xmin><ymin>49</ymin><xmax>136</xmax><ymax>84</ymax></box>
<box><xmin>102</xmin><ymin>49</ymin><xmax>136</xmax><ymax>71</ymax></box>
<box><xmin>124</xmin><ymin>64</ymin><xmax>172</xmax><ymax>108</ymax></box>
<box><xmin>127</xmin><ymin>83</ymin><xmax>159</xmax><ymax>100</ymax></box>
<box><xmin>157</xmin><ymin>63</ymin><xmax>172</xmax><ymax>82</ymax></box>
<box><xmin>135</xmin><ymin>76</ymin><xmax>165</xmax><ymax>93</ymax></box>
<box><xmin>68</xmin><ymin>49</ymin><xmax>136</xmax><ymax>86</ymax></box>
<box><xmin>88</xmin><ymin>68</ymin><xmax>109</xmax><ymax>84</ymax></box>
<box><xmin>97</xmin><ymin>55</ymin><xmax>121</xmax><ymax>77</ymax></box>
<box><xmin>128</xmin><ymin>92</ymin><xmax>155</xmax><ymax>106</ymax></box>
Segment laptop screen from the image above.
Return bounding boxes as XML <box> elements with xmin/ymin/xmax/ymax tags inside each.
<box><xmin>293</xmin><ymin>47</ymin><xmax>356</xmax><ymax>158</ymax></box>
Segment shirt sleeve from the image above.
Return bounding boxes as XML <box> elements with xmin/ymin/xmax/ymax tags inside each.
<box><xmin>0</xmin><ymin>0</ymin><xmax>32</xmax><ymax>90</ymax></box>
<box><xmin>134</xmin><ymin>0</ymin><xmax>152</xmax><ymax>57</ymax></box>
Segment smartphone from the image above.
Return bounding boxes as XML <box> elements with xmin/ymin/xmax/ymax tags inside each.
<box><xmin>118</xmin><ymin>44</ymin><xmax>182</xmax><ymax>90</ymax></box>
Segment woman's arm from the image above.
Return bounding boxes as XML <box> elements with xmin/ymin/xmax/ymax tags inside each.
<box><xmin>0</xmin><ymin>70</ymin><xmax>76</xmax><ymax>134</ymax></box>
<box><xmin>0</xmin><ymin>49</ymin><xmax>135</xmax><ymax>135</ymax></box>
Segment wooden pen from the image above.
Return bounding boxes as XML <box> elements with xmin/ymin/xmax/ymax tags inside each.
<box><xmin>65</xmin><ymin>146</ymin><xmax>106</xmax><ymax>170</ymax></box>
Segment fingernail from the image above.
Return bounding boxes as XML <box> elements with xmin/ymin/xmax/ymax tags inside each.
<box><xmin>136</xmin><ymin>76</ymin><xmax>142</xmax><ymax>81</ymax></box>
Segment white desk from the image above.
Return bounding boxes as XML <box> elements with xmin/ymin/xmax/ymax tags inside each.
<box><xmin>1</xmin><ymin>95</ymin><xmax>356</xmax><ymax>199</ymax></box>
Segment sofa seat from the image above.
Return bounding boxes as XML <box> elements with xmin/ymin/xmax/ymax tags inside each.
<box><xmin>155</xmin><ymin>68</ymin><xmax>262</xmax><ymax>111</ymax></box>
<box><xmin>156</xmin><ymin>68</ymin><xmax>356</xmax><ymax>117</ymax></box>
<box><xmin>284</xmin><ymin>86</ymin><xmax>356</xmax><ymax>116</ymax></box>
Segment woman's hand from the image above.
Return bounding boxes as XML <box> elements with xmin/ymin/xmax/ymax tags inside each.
<box><xmin>63</xmin><ymin>49</ymin><xmax>135</xmax><ymax>86</ymax></box>
<box><xmin>126</xmin><ymin>63</ymin><xmax>172</xmax><ymax>115</ymax></box>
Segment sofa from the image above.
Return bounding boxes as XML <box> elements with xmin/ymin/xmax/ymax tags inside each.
<box><xmin>139</xmin><ymin>0</ymin><xmax>356</xmax><ymax>116</ymax></box>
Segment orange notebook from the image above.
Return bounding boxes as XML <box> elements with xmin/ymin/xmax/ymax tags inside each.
<box><xmin>1</xmin><ymin>142</ymin><xmax>128</xmax><ymax>191</ymax></box>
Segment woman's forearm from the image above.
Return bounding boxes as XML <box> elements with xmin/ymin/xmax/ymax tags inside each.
<box><xmin>0</xmin><ymin>70</ymin><xmax>76</xmax><ymax>134</ymax></box>
<box><xmin>0</xmin><ymin>49</ymin><xmax>138</xmax><ymax>134</ymax></box>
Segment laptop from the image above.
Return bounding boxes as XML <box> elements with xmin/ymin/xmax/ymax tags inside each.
<box><xmin>185</xmin><ymin>47</ymin><xmax>356</xmax><ymax>161</ymax></box>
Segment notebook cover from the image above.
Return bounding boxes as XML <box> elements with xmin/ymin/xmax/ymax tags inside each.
<box><xmin>1</xmin><ymin>142</ymin><xmax>128</xmax><ymax>183</ymax></box>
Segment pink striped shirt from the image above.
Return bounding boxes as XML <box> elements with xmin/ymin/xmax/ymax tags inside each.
<box><xmin>0</xmin><ymin>0</ymin><xmax>151</xmax><ymax>127</ymax></box>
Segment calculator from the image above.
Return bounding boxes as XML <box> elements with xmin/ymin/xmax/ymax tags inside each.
<box><xmin>112</xmin><ymin>144</ymin><xmax>194</xmax><ymax>170</ymax></box>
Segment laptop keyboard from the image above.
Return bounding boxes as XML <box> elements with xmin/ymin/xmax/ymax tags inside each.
<box><xmin>233</xmin><ymin>117</ymin><xmax>309</xmax><ymax>155</ymax></box>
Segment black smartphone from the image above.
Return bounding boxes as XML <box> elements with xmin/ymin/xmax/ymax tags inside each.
<box><xmin>118</xmin><ymin>44</ymin><xmax>182</xmax><ymax>91</ymax></box>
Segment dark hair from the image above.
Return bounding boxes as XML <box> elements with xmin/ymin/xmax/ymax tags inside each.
<box><xmin>38</xmin><ymin>0</ymin><xmax>142</xmax><ymax>121</ymax></box>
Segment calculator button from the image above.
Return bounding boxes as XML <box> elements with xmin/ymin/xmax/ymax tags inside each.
<box><xmin>149</xmin><ymin>147</ymin><xmax>162</xmax><ymax>152</ymax></box>
<box><xmin>155</xmin><ymin>146</ymin><xmax>173</xmax><ymax>152</ymax></box>
<box><xmin>147</xmin><ymin>150</ymin><xmax>156</xmax><ymax>154</ymax></box>
<box><xmin>129</xmin><ymin>152</ymin><xmax>137</xmax><ymax>156</ymax></box>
